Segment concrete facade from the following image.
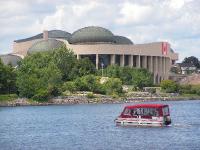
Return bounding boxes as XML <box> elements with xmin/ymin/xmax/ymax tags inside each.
<box><xmin>12</xmin><ymin>27</ymin><xmax>178</xmax><ymax>84</ymax></box>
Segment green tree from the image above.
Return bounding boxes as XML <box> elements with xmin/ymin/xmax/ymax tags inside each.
<box><xmin>102</xmin><ymin>65</ymin><xmax>153</xmax><ymax>88</ymax></box>
<box><xmin>0</xmin><ymin>59</ymin><xmax>17</xmax><ymax>94</ymax></box>
<box><xmin>131</xmin><ymin>68</ymin><xmax>153</xmax><ymax>89</ymax></box>
<box><xmin>182</xmin><ymin>56</ymin><xmax>200</xmax><ymax>68</ymax></box>
<box><xmin>69</xmin><ymin>58</ymin><xmax>96</xmax><ymax>79</ymax></box>
<box><xmin>120</xmin><ymin>67</ymin><xmax>134</xmax><ymax>85</ymax></box>
<box><xmin>160</xmin><ymin>80</ymin><xmax>179</xmax><ymax>93</ymax></box>
<box><xmin>51</xmin><ymin>46</ymin><xmax>76</xmax><ymax>81</ymax></box>
<box><xmin>62</xmin><ymin>81</ymin><xmax>77</xmax><ymax>93</ymax></box>
<box><xmin>104</xmin><ymin>65</ymin><xmax>122</xmax><ymax>78</ymax></box>
<box><xmin>104</xmin><ymin>77</ymin><xmax>123</xmax><ymax>95</ymax></box>
<box><xmin>82</xmin><ymin>75</ymin><xmax>98</xmax><ymax>92</ymax></box>
<box><xmin>16</xmin><ymin>52</ymin><xmax>62</xmax><ymax>100</ymax></box>
<box><xmin>73</xmin><ymin>75</ymin><xmax>104</xmax><ymax>93</ymax></box>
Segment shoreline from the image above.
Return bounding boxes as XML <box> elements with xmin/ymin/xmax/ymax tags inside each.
<box><xmin>0</xmin><ymin>96</ymin><xmax>200</xmax><ymax>107</ymax></box>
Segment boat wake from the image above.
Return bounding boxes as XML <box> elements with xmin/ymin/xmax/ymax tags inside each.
<box><xmin>173</xmin><ymin>123</ymin><xmax>197</xmax><ymax>128</ymax></box>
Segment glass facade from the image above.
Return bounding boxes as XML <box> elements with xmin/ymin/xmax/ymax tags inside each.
<box><xmin>124</xmin><ymin>55</ymin><xmax>129</xmax><ymax>66</ymax></box>
<box><xmin>115</xmin><ymin>55</ymin><xmax>120</xmax><ymax>66</ymax></box>
<box><xmin>98</xmin><ymin>54</ymin><xmax>111</xmax><ymax>68</ymax></box>
<box><xmin>80</xmin><ymin>54</ymin><xmax>96</xmax><ymax>65</ymax></box>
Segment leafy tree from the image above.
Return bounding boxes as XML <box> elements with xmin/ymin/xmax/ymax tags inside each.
<box><xmin>102</xmin><ymin>65</ymin><xmax>153</xmax><ymax>88</ymax></box>
<box><xmin>69</xmin><ymin>58</ymin><xmax>96</xmax><ymax>79</ymax></box>
<box><xmin>179</xmin><ymin>84</ymin><xmax>192</xmax><ymax>94</ymax></box>
<box><xmin>131</xmin><ymin>68</ymin><xmax>153</xmax><ymax>89</ymax></box>
<box><xmin>82</xmin><ymin>75</ymin><xmax>98</xmax><ymax>92</ymax></box>
<box><xmin>16</xmin><ymin>52</ymin><xmax>62</xmax><ymax>100</ymax></box>
<box><xmin>182</xmin><ymin>56</ymin><xmax>200</xmax><ymax>68</ymax></box>
<box><xmin>74</xmin><ymin>77</ymin><xmax>88</xmax><ymax>91</ymax></box>
<box><xmin>104</xmin><ymin>77</ymin><xmax>123</xmax><ymax>95</ymax></box>
<box><xmin>16</xmin><ymin>46</ymin><xmax>79</xmax><ymax>100</ymax></box>
<box><xmin>160</xmin><ymin>80</ymin><xmax>179</xmax><ymax>93</ymax></box>
<box><xmin>62</xmin><ymin>81</ymin><xmax>77</xmax><ymax>93</ymax></box>
<box><xmin>120</xmin><ymin>67</ymin><xmax>134</xmax><ymax>85</ymax></box>
<box><xmin>51</xmin><ymin>46</ymin><xmax>76</xmax><ymax>81</ymax></box>
<box><xmin>0</xmin><ymin>59</ymin><xmax>17</xmax><ymax>94</ymax></box>
<box><xmin>103</xmin><ymin>65</ymin><xmax>122</xmax><ymax>78</ymax></box>
<box><xmin>73</xmin><ymin>75</ymin><xmax>104</xmax><ymax>94</ymax></box>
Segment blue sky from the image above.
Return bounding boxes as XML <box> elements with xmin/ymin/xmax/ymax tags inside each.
<box><xmin>0</xmin><ymin>0</ymin><xmax>200</xmax><ymax>61</ymax></box>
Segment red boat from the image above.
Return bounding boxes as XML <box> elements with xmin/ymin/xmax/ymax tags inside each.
<box><xmin>115</xmin><ymin>104</ymin><xmax>171</xmax><ymax>127</ymax></box>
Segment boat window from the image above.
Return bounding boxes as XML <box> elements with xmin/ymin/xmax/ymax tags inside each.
<box><xmin>163</xmin><ymin>107</ymin><xmax>169</xmax><ymax>115</ymax></box>
<box><xmin>123</xmin><ymin>108</ymin><xmax>131</xmax><ymax>115</ymax></box>
<box><xmin>131</xmin><ymin>108</ymin><xmax>159</xmax><ymax>116</ymax></box>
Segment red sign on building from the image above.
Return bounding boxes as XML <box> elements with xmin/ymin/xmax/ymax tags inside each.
<box><xmin>162</xmin><ymin>42</ymin><xmax>168</xmax><ymax>55</ymax></box>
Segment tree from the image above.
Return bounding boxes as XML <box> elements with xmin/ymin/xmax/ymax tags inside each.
<box><xmin>62</xmin><ymin>81</ymin><xmax>77</xmax><ymax>93</ymax></box>
<box><xmin>0</xmin><ymin>59</ymin><xmax>17</xmax><ymax>94</ymax></box>
<box><xmin>160</xmin><ymin>80</ymin><xmax>179</xmax><ymax>93</ymax></box>
<box><xmin>73</xmin><ymin>75</ymin><xmax>104</xmax><ymax>94</ymax></box>
<box><xmin>16</xmin><ymin>52</ymin><xmax>62</xmax><ymax>100</ymax></box>
<box><xmin>104</xmin><ymin>77</ymin><xmax>123</xmax><ymax>95</ymax></box>
<box><xmin>131</xmin><ymin>68</ymin><xmax>153</xmax><ymax>89</ymax></box>
<box><xmin>102</xmin><ymin>65</ymin><xmax>153</xmax><ymax>88</ymax></box>
<box><xmin>120</xmin><ymin>67</ymin><xmax>134</xmax><ymax>85</ymax></box>
<box><xmin>51</xmin><ymin>46</ymin><xmax>76</xmax><ymax>81</ymax></box>
<box><xmin>103</xmin><ymin>65</ymin><xmax>122</xmax><ymax>78</ymax></box>
<box><xmin>69</xmin><ymin>58</ymin><xmax>96</xmax><ymax>80</ymax></box>
<box><xmin>182</xmin><ymin>56</ymin><xmax>200</xmax><ymax>68</ymax></box>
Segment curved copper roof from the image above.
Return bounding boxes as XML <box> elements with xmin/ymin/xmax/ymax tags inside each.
<box><xmin>28</xmin><ymin>39</ymin><xmax>65</xmax><ymax>54</ymax></box>
<box><xmin>69</xmin><ymin>26</ymin><xmax>115</xmax><ymax>44</ymax></box>
<box><xmin>15</xmin><ymin>30</ymin><xmax>71</xmax><ymax>43</ymax></box>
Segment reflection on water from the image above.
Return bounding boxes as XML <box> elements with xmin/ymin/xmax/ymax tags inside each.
<box><xmin>0</xmin><ymin>100</ymin><xmax>200</xmax><ymax>150</ymax></box>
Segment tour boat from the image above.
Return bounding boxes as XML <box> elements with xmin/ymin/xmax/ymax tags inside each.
<box><xmin>115</xmin><ymin>104</ymin><xmax>171</xmax><ymax>127</ymax></box>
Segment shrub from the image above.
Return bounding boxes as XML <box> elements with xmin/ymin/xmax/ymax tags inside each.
<box><xmin>104</xmin><ymin>78</ymin><xmax>123</xmax><ymax>95</ymax></box>
<box><xmin>100</xmin><ymin>65</ymin><xmax>153</xmax><ymax>89</ymax></box>
<box><xmin>32</xmin><ymin>89</ymin><xmax>49</xmax><ymax>101</ymax></box>
<box><xmin>196</xmin><ymin>89</ymin><xmax>200</xmax><ymax>96</ymax></box>
<box><xmin>86</xmin><ymin>92</ymin><xmax>95</xmax><ymax>99</ymax></box>
<box><xmin>179</xmin><ymin>84</ymin><xmax>192</xmax><ymax>94</ymax></box>
<box><xmin>16</xmin><ymin>51</ymin><xmax>63</xmax><ymax>100</ymax></box>
<box><xmin>160</xmin><ymin>80</ymin><xmax>179</xmax><ymax>93</ymax></box>
<box><xmin>62</xmin><ymin>81</ymin><xmax>77</xmax><ymax>93</ymax></box>
<box><xmin>48</xmin><ymin>85</ymin><xmax>61</xmax><ymax>97</ymax></box>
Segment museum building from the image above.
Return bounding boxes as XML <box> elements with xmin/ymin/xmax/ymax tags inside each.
<box><xmin>1</xmin><ymin>26</ymin><xmax>178</xmax><ymax>83</ymax></box>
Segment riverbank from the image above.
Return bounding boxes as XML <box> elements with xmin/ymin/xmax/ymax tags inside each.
<box><xmin>1</xmin><ymin>94</ymin><xmax>200</xmax><ymax>107</ymax></box>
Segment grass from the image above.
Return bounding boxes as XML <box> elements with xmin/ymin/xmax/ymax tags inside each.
<box><xmin>180</xmin><ymin>93</ymin><xmax>200</xmax><ymax>97</ymax></box>
<box><xmin>0</xmin><ymin>94</ymin><xmax>18</xmax><ymax>102</ymax></box>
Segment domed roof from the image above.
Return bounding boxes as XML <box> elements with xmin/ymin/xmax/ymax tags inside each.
<box><xmin>69</xmin><ymin>26</ymin><xmax>115</xmax><ymax>44</ymax></box>
<box><xmin>28</xmin><ymin>39</ymin><xmax>65</xmax><ymax>54</ymax></box>
<box><xmin>113</xmin><ymin>36</ymin><xmax>133</xmax><ymax>45</ymax></box>
<box><xmin>0</xmin><ymin>54</ymin><xmax>22</xmax><ymax>67</ymax></box>
<box><xmin>15</xmin><ymin>30</ymin><xmax>71</xmax><ymax>43</ymax></box>
<box><xmin>48</xmin><ymin>30</ymin><xmax>71</xmax><ymax>40</ymax></box>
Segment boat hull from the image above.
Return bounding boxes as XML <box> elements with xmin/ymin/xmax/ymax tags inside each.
<box><xmin>115</xmin><ymin>117</ymin><xmax>169</xmax><ymax>127</ymax></box>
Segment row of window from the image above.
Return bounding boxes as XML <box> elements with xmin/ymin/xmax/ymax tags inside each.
<box><xmin>123</xmin><ymin>108</ymin><xmax>159</xmax><ymax>117</ymax></box>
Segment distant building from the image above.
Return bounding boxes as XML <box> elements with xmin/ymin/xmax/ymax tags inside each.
<box><xmin>1</xmin><ymin>26</ymin><xmax>178</xmax><ymax>84</ymax></box>
<box><xmin>176</xmin><ymin>63</ymin><xmax>197</xmax><ymax>75</ymax></box>
<box><xmin>0</xmin><ymin>54</ymin><xmax>22</xmax><ymax>67</ymax></box>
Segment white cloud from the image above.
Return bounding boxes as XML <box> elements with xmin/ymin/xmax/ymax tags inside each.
<box><xmin>169</xmin><ymin>0</ymin><xmax>185</xmax><ymax>9</ymax></box>
<box><xmin>116</xmin><ymin>2</ymin><xmax>153</xmax><ymax>25</ymax></box>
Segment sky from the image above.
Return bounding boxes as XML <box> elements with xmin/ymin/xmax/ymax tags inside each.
<box><xmin>0</xmin><ymin>0</ymin><xmax>200</xmax><ymax>61</ymax></box>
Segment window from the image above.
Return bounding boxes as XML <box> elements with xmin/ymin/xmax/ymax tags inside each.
<box><xmin>163</xmin><ymin>107</ymin><xmax>169</xmax><ymax>116</ymax></box>
<box><xmin>131</xmin><ymin>108</ymin><xmax>159</xmax><ymax>116</ymax></box>
<box><xmin>123</xmin><ymin>108</ymin><xmax>131</xmax><ymax>115</ymax></box>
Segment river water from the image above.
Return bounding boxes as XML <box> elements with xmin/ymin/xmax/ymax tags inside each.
<box><xmin>0</xmin><ymin>100</ymin><xmax>200</xmax><ymax>150</ymax></box>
